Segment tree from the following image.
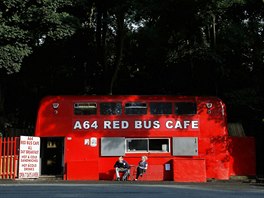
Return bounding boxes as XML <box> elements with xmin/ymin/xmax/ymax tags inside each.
<box><xmin>0</xmin><ymin>0</ymin><xmax>79</xmax><ymax>74</ymax></box>
<box><xmin>0</xmin><ymin>0</ymin><xmax>79</xmax><ymax>129</ymax></box>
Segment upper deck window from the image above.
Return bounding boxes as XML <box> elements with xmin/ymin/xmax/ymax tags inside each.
<box><xmin>150</xmin><ymin>102</ymin><xmax>172</xmax><ymax>115</ymax></box>
<box><xmin>125</xmin><ymin>102</ymin><xmax>147</xmax><ymax>115</ymax></box>
<box><xmin>175</xmin><ymin>102</ymin><xmax>197</xmax><ymax>115</ymax></box>
<box><xmin>100</xmin><ymin>102</ymin><xmax>122</xmax><ymax>115</ymax></box>
<box><xmin>74</xmin><ymin>103</ymin><xmax>97</xmax><ymax>115</ymax></box>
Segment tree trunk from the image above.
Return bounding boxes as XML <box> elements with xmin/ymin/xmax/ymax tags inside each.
<box><xmin>212</xmin><ymin>13</ymin><xmax>216</xmax><ymax>48</ymax></box>
<box><xmin>109</xmin><ymin>11</ymin><xmax>125</xmax><ymax>95</ymax></box>
<box><xmin>95</xmin><ymin>1</ymin><xmax>108</xmax><ymax>93</ymax></box>
<box><xmin>96</xmin><ymin>2</ymin><xmax>102</xmax><ymax>64</ymax></box>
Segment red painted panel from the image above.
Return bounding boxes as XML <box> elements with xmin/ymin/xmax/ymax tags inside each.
<box><xmin>67</xmin><ymin>160</ymin><xmax>99</xmax><ymax>180</ymax></box>
<box><xmin>35</xmin><ymin>96</ymin><xmax>227</xmax><ymax>137</ymax></box>
<box><xmin>173</xmin><ymin>159</ymin><xmax>206</xmax><ymax>182</ymax></box>
<box><xmin>229</xmin><ymin>137</ymin><xmax>256</xmax><ymax>176</ymax></box>
<box><xmin>198</xmin><ymin>136</ymin><xmax>230</xmax><ymax>180</ymax></box>
<box><xmin>139</xmin><ymin>165</ymin><xmax>164</xmax><ymax>181</ymax></box>
<box><xmin>206</xmin><ymin>155</ymin><xmax>230</xmax><ymax>180</ymax></box>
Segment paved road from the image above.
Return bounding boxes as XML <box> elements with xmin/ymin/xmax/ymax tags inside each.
<box><xmin>0</xmin><ymin>180</ymin><xmax>264</xmax><ymax>198</ymax></box>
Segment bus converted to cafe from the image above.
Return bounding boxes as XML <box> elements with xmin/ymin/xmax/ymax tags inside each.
<box><xmin>34</xmin><ymin>95</ymin><xmax>256</xmax><ymax>182</ymax></box>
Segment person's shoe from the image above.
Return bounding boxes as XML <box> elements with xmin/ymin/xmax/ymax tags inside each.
<box><xmin>122</xmin><ymin>177</ymin><xmax>127</xmax><ymax>181</ymax></box>
<box><xmin>116</xmin><ymin>177</ymin><xmax>120</xmax><ymax>181</ymax></box>
<box><xmin>134</xmin><ymin>179</ymin><xmax>138</xmax><ymax>181</ymax></box>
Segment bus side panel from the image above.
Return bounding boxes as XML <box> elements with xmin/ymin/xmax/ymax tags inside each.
<box><xmin>67</xmin><ymin>160</ymin><xmax>99</xmax><ymax>180</ymax></box>
<box><xmin>229</xmin><ymin>137</ymin><xmax>256</xmax><ymax>176</ymax></box>
<box><xmin>199</xmin><ymin>137</ymin><xmax>230</xmax><ymax>180</ymax></box>
<box><xmin>197</xmin><ymin>99</ymin><xmax>228</xmax><ymax>137</ymax></box>
<box><xmin>98</xmin><ymin>157</ymin><xmax>173</xmax><ymax>181</ymax></box>
<box><xmin>173</xmin><ymin>158</ymin><xmax>206</xmax><ymax>182</ymax></box>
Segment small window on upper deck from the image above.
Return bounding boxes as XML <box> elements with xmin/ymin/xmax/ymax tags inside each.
<box><xmin>175</xmin><ymin>102</ymin><xmax>197</xmax><ymax>115</ymax></box>
<box><xmin>150</xmin><ymin>102</ymin><xmax>172</xmax><ymax>115</ymax></box>
<box><xmin>74</xmin><ymin>103</ymin><xmax>97</xmax><ymax>115</ymax></box>
<box><xmin>100</xmin><ymin>102</ymin><xmax>122</xmax><ymax>115</ymax></box>
<box><xmin>125</xmin><ymin>102</ymin><xmax>147</xmax><ymax>115</ymax></box>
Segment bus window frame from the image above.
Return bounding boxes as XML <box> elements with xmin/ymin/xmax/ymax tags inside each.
<box><xmin>125</xmin><ymin>138</ymin><xmax>170</xmax><ymax>153</ymax></box>
<box><xmin>124</xmin><ymin>102</ymin><xmax>148</xmax><ymax>115</ymax></box>
<box><xmin>99</xmin><ymin>102</ymin><xmax>122</xmax><ymax>115</ymax></box>
<box><xmin>73</xmin><ymin>102</ymin><xmax>97</xmax><ymax>115</ymax></box>
<box><xmin>150</xmin><ymin>102</ymin><xmax>173</xmax><ymax>115</ymax></box>
<box><xmin>174</xmin><ymin>102</ymin><xmax>197</xmax><ymax>115</ymax></box>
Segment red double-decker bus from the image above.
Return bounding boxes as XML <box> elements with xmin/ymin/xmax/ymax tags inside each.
<box><xmin>35</xmin><ymin>95</ymin><xmax>255</xmax><ymax>182</ymax></box>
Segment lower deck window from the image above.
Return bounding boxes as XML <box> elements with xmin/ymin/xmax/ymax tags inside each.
<box><xmin>126</xmin><ymin>138</ymin><xmax>169</xmax><ymax>153</ymax></box>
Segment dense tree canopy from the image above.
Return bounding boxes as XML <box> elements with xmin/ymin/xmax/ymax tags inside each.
<box><xmin>0</xmin><ymin>0</ymin><xmax>263</xmax><ymax>139</ymax></box>
<box><xmin>0</xmin><ymin>0</ymin><xmax>78</xmax><ymax>73</ymax></box>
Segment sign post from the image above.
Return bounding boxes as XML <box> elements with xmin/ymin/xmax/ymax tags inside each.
<box><xmin>18</xmin><ymin>136</ymin><xmax>40</xmax><ymax>179</ymax></box>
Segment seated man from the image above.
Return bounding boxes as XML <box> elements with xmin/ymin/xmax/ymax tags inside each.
<box><xmin>114</xmin><ymin>156</ymin><xmax>130</xmax><ymax>181</ymax></box>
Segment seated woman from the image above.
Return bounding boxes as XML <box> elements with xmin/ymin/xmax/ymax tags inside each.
<box><xmin>114</xmin><ymin>156</ymin><xmax>130</xmax><ymax>181</ymax></box>
<box><xmin>135</xmin><ymin>156</ymin><xmax>148</xmax><ymax>181</ymax></box>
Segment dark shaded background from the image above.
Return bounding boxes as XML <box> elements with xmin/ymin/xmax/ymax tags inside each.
<box><xmin>0</xmin><ymin>0</ymin><xmax>263</xmax><ymax>178</ymax></box>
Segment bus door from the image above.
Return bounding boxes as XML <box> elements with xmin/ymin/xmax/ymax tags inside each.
<box><xmin>40</xmin><ymin>137</ymin><xmax>64</xmax><ymax>176</ymax></box>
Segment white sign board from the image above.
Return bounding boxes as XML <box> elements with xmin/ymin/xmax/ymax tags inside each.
<box><xmin>18</xmin><ymin>136</ymin><xmax>40</xmax><ymax>179</ymax></box>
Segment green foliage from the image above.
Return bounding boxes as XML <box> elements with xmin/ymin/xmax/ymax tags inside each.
<box><xmin>0</xmin><ymin>0</ymin><xmax>79</xmax><ymax>73</ymax></box>
<box><xmin>215</xmin><ymin>0</ymin><xmax>246</xmax><ymax>8</ymax></box>
<box><xmin>0</xmin><ymin>44</ymin><xmax>31</xmax><ymax>73</ymax></box>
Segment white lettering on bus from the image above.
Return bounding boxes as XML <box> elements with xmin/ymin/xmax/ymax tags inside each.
<box><xmin>73</xmin><ymin>121</ymin><xmax>82</xmax><ymax>129</ymax></box>
<box><xmin>73</xmin><ymin>120</ymin><xmax>199</xmax><ymax>130</ymax></box>
<box><xmin>104</xmin><ymin>121</ymin><xmax>129</xmax><ymax>129</ymax></box>
<box><xmin>153</xmin><ymin>120</ymin><xmax>160</xmax><ymax>129</ymax></box>
<box><xmin>184</xmin><ymin>121</ymin><xmax>190</xmax><ymax>128</ymax></box>
<box><xmin>122</xmin><ymin>121</ymin><xmax>129</xmax><ymax>129</ymax></box>
<box><xmin>134</xmin><ymin>121</ymin><xmax>160</xmax><ymax>129</ymax></box>
<box><xmin>175</xmin><ymin>121</ymin><xmax>182</xmax><ymax>128</ymax></box>
<box><xmin>192</xmin><ymin>121</ymin><xmax>199</xmax><ymax>129</ymax></box>
<box><xmin>73</xmin><ymin>120</ymin><xmax>98</xmax><ymax>130</ymax></box>
<box><xmin>135</xmin><ymin>120</ymin><xmax>141</xmax><ymax>129</ymax></box>
<box><xmin>165</xmin><ymin>121</ymin><xmax>173</xmax><ymax>129</ymax></box>
<box><xmin>165</xmin><ymin>120</ymin><xmax>199</xmax><ymax>129</ymax></box>
<box><xmin>83</xmin><ymin>121</ymin><xmax>90</xmax><ymax>129</ymax></box>
<box><xmin>104</xmin><ymin>121</ymin><xmax>111</xmax><ymax>129</ymax></box>
<box><xmin>113</xmin><ymin>121</ymin><xmax>120</xmax><ymax>129</ymax></box>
